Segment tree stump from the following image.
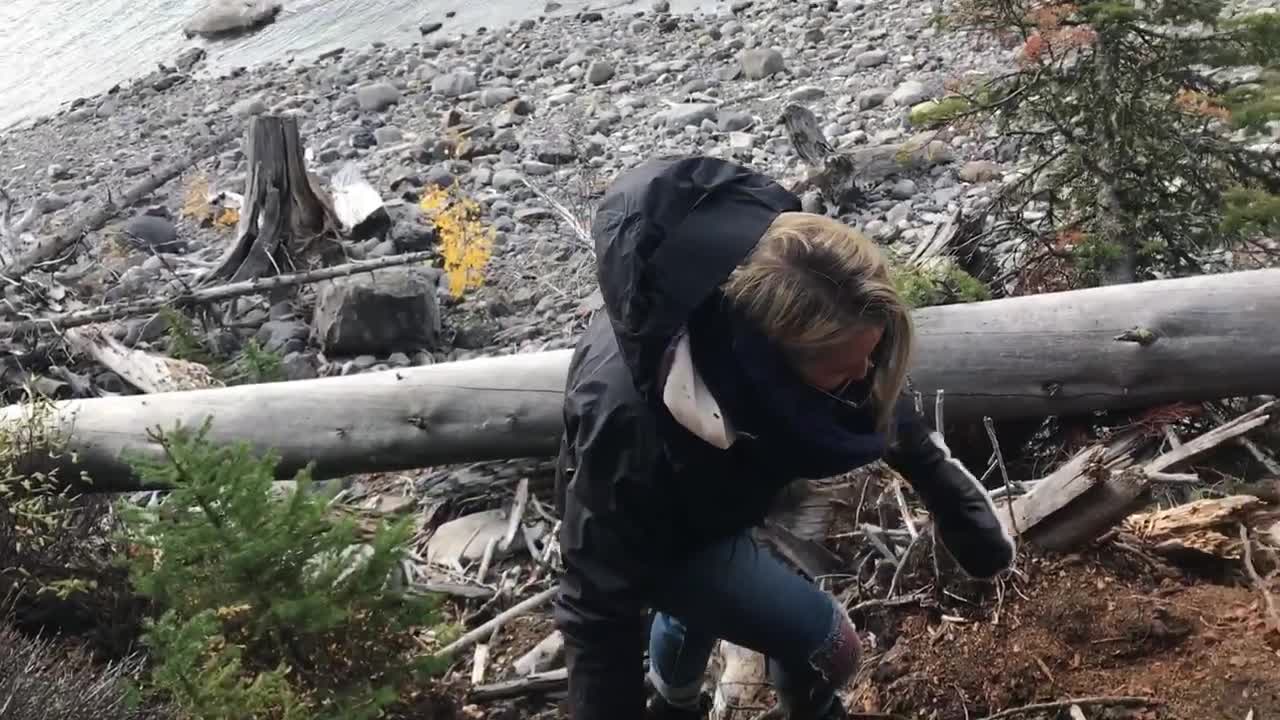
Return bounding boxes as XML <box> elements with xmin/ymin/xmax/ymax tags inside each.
<box><xmin>202</xmin><ymin>115</ymin><xmax>342</xmax><ymax>284</ymax></box>
<box><xmin>780</xmin><ymin>104</ymin><xmax>865</xmax><ymax>213</ymax></box>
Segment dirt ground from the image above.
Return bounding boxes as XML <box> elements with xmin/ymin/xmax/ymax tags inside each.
<box><xmin>851</xmin><ymin>552</ymin><xmax>1280</xmax><ymax>720</ymax></box>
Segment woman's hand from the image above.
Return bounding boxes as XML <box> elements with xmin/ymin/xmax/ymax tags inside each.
<box><xmin>883</xmin><ymin>405</ymin><xmax>1016</xmax><ymax>580</ymax></box>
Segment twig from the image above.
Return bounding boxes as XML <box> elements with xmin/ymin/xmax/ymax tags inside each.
<box><xmin>1239</xmin><ymin>524</ymin><xmax>1280</xmax><ymax>634</ymax></box>
<box><xmin>475</xmin><ymin>537</ymin><xmax>499</xmax><ymax>585</ymax></box>
<box><xmin>977</xmin><ymin>696</ymin><xmax>1159</xmax><ymax>720</ymax></box>
<box><xmin>1209</xmin><ymin>402</ymin><xmax>1280</xmax><ymax>476</ymax></box>
<box><xmin>887</xmin><ymin>533</ymin><xmax>922</xmax><ymax>597</ymax></box>
<box><xmin>983</xmin><ymin>416</ymin><xmax>1020</xmax><ymax>539</ymax></box>
<box><xmin>1146</xmin><ymin>400</ymin><xmax>1276</xmax><ymax>474</ymax></box>
<box><xmin>849</xmin><ymin>590</ymin><xmax>931</xmax><ymax>614</ymax></box>
<box><xmin>469</xmin><ymin>667</ymin><xmax>569</xmax><ymax>703</ymax></box>
<box><xmin>891</xmin><ymin>477</ymin><xmax>919</xmax><ymax>540</ymax></box>
<box><xmin>519</xmin><ymin>177</ymin><xmax>594</xmax><ymax>255</ymax></box>
<box><xmin>436</xmin><ymin>585</ymin><xmax>559</xmax><ymax>660</ymax></box>
<box><xmin>0</xmin><ymin>249</ymin><xmax>440</xmax><ymax>337</ymax></box>
<box><xmin>954</xmin><ymin>684</ymin><xmax>970</xmax><ymax>720</ymax></box>
<box><xmin>861</xmin><ymin>523</ymin><xmax>900</xmax><ymax>566</ymax></box>
<box><xmin>500</xmin><ymin>478</ymin><xmax>530</xmax><ymax>553</ymax></box>
<box><xmin>934</xmin><ymin>388</ymin><xmax>945</xmax><ymax>436</ymax></box>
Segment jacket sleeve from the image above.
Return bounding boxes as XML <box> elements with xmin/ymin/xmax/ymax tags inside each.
<box><xmin>554</xmin><ymin>404</ymin><xmax>671</xmax><ymax>720</ymax></box>
<box><xmin>881</xmin><ymin>390</ymin><xmax>1016</xmax><ymax>579</ymax></box>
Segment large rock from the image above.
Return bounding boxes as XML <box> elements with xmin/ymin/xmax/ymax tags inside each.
<box><xmin>653</xmin><ymin>103</ymin><xmax>718</xmax><ymax>128</ymax></box>
<box><xmin>123</xmin><ymin>215</ymin><xmax>184</xmax><ymax>252</ymax></box>
<box><xmin>312</xmin><ymin>267</ymin><xmax>442</xmax><ymax>355</ymax></box>
<box><xmin>889</xmin><ymin>80</ymin><xmax>931</xmax><ymax>107</ymax></box>
<box><xmin>182</xmin><ymin>0</ymin><xmax>282</xmax><ymax>39</ymax></box>
<box><xmin>587</xmin><ymin>61</ymin><xmax>616</xmax><ymax>85</ymax></box>
<box><xmin>740</xmin><ymin>48</ymin><xmax>786</xmax><ymax>79</ymax></box>
<box><xmin>384</xmin><ymin>202</ymin><xmax>435</xmax><ymax>252</ymax></box>
<box><xmin>356</xmin><ymin>83</ymin><xmax>401</xmax><ymax>111</ymax></box>
<box><xmin>432</xmin><ymin>71</ymin><xmax>478</xmax><ymax>98</ymax></box>
<box><xmin>479</xmin><ymin>87</ymin><xmax>518</xmax><ymax>107</ymax></box>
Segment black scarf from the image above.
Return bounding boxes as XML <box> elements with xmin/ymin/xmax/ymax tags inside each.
<box><xmin>686</xmin><ymin>295</ymin><xmax>891</xmax><ymax>480</ymax></box>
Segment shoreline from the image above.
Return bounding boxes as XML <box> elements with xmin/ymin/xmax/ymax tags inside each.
<box><xmin>0</xmin><ymin>0</ymin><xmax>1016</xmax><ymax>384</ymax></box>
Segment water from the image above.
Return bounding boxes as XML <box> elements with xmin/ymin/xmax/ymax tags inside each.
<box><xmin>0</xmin><ymin>0</ymin><xmax>704</xmax><ymax>131</ymax></box>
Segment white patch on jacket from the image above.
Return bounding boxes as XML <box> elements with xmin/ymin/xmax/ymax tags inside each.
<box><xmin>662</xmin><ymin>332</ymin><xmax>737</xmax><ymax>450</ymax></box>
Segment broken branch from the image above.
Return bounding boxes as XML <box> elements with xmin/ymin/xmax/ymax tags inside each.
<box><xmin>435</xmin><ymin>585</ymin><xmax>558</xmax><ymax>661</ymax></box>
<box><xmin>1</xmin><ymin>129</ymin><xmax>238</xmax><ymax>279</ymax></box>
<box><xmin>977</xmin><ymin>696</ymin><xmax>1159</xmax><ymax>720</ymax></box>
<box><xmin>0</xmin><ymin>249</ymin><xmax>437</xmax><ymax>338</ymax></box>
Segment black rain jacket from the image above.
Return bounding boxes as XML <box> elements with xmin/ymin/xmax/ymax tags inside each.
<box><xmin>552</xmin><ymin>156</ymin><xmax>1014</xmax><ymax>720</ymax></box>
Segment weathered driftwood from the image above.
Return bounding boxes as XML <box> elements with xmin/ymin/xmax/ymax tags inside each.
<box><xmin>0</xmin><ymin>349</ymin><xmax>573</xmax><ymax>491</ymax></box>
<box><xmin>0</xmin><ymin>129</ymin><xmax>238</xmax><ymax>280</ymax></box>
<box><xmin>780</xmin><ymin>104</ymin><xmax>863</xmax><ymax>212</ymax></box>
<box><xmin>512</xmin><ymin>630</ymin><xmax>565</xmax><ymax>677</ymax></box>
<box><xmin>3</xmin><ymin>268</ymin><xmax>1280</xmax><ymax>490</ymax></box>
<box><xmin>435</xmin><ymin>585</ymin><xmax>558</xmax><ymax>661</ymax></box>
<box><xmin>0</xmin><ymin>250</ymin><xmax>437</xmax><ymax>338</ymax></box>
<box><xmin>781</xmin><ymin>103</ymin><xmax>957</xmax><ymax>214</ymax></box>
<box><xmin>469</xmin><ymin>668</ymin><xmax>568</xmax><ymax>703</ymax></box>
<box><xmin>64</xmin><ymin>325</ymin><xmax>223</xmax><ymax>394</ymax></box>
<box><xmin>203</xmin><ymin>115</ymin><xmax>341</xmax><ymax>283</ymax></box>
<box><xmin>1012</xmin><ymin>400</ymin><xmax>1278</xmax><ymax>551</ymax></box>
<box><xmin>1124</xmin><ymin>495</ymin><xmax>1280</xmax><ymax>563</ymax></box>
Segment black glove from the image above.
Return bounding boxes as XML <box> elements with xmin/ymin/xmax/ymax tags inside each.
<box><xmin>883</xmin><ymin>401</ymin><xmax>1016</xmax><ymax>580</ymax></box>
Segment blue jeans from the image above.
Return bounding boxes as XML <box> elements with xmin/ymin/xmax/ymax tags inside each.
<box><xmin>646</xmin><ymin>531</ymin><xmax>861</xmax><ymax>717</ymax></box>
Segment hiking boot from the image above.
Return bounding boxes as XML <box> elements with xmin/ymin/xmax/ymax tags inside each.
<box><xmin>644</xmin><ymin>693</ymin><xmax>705</xmax><ymax>720</ymax></box>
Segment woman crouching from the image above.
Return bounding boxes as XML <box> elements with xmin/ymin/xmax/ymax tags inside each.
<box><xmin>553</xmin><ymin>156</ymin><xmax>1015</xmax><ymax>720</ymax></box>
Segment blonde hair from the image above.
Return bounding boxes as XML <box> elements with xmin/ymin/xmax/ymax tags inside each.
<box><xmin>721</xmin><ymin>211</ymin><xmax>914</xmax><ymax>433</ymax></box>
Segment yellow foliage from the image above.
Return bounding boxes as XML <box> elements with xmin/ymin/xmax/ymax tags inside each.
<box><xmin>215</xmin><ymin>207</ymin><xmax>240</xmax><ymax>227</ymax></box>
<box><xmin>418</xmin><ymin>184</ymin><xmax>494</xmax><ymax>298</ymax></box>
<box><xmin>1173</xmin><ymin>89</ymin><xmax>1233</xmax><ymax>123</ymax></box>
<box><xmin>181</xmin><ymin>172</ymin><xmax>213</xmax><ymax>221</ymax></box>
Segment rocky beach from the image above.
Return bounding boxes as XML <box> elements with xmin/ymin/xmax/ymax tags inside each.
<box><xmin>0</xmin><ymin>0</ymin><xmax>1028</xmax><ymax>382</ymax></box>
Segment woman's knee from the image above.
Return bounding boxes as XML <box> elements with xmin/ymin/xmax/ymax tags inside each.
<box><xmin>806</xmin><ymin>598</ymin><xmax>862</xmax><ymax>689</ymax></box>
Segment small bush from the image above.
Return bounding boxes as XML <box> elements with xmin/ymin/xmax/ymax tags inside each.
<box><xmin>221</xmin><ymin>339</ymin><xmax>286</xmax><ymax>385</ymax></box>
<box><xmin>419</xmin><ymin>184</ymin><xmax>494</xmax><ymax>299</ymax></box>
<box><xmin>892</xmin><ymin>259</ymin><xmax>992</xmax><ymax>308</ymax></box>
<box><xmin>0</xmin><ymin>387</ymin><xmax>146</xmax><ymax>660</ymax></box>
<box><xmin>119</xmin><ymin>422</ymin><xmax>446</xmax><ymax>720</ymax></box>
<box><xmin>909</xmin><ymin>96</ymin><xmax>975</xmax><ymax>128</ymax></box>
<box><xmin>159</xmin><ymin>309</ymin><xmax>286</xmax><ymax>385</ymax></box>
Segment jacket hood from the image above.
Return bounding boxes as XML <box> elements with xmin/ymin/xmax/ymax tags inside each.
<box><xmin>589</xmin><ymin>156</ymin><xmax>801</xmax><ymax>399</ymax></box>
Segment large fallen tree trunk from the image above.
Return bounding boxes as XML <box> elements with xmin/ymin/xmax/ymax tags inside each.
<box><xmin>2</xmin><ymin>268</ymin><xmax>1279</xmax><ymax>490</ymax></box>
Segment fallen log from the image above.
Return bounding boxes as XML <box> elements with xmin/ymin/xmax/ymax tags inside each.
<box><xmin>1010</xmin><ymin>400</ymin><xmax>1278</xmax><ymax>551</ymax></box>
<box><xmin>469</xmin><ymin>668</ymin><xmax>568</xmax><ymax>703</ymax></box>
<box><xmin>0</xmin><ymin>249</ymin><xmax>439</xmax><ymax>338</ymax></box>
<box><xmin>2</xmin><ymin>268</ymin><xmax>1280</xmax><ymax>490</ymax></box>
<box><xmin>0</xmin><ymin>129</ymin><xmax>238</xmax><ymax>280</ymax></box>
<box><xmin>0</xmin><ymin>348</ymin><xmax>573</xmax><ymax>491</ymax></box>
<box><xmin>64</xmin><ymin>325</ymin><xmax>223</xmax><ymax>394</ymax></box>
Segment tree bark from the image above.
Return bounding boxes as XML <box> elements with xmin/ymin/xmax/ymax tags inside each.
<box><xmin>1011</xmin><ymin>400</ymin><xmax>1278</xmax><ymax>551</ymax></box>
<box><xmin>1</xmin><ymin>349</ymin><xmax>574</xmax><ymax>491</ymax></box>
<box><xmin>202</xmin><ymin>115</ymin><xmax>341</xmax><ymax>283</ymax></box>
<box><xmin>3</xmin><ymin>268</ymin><xmax>1279</xmax><ymax>490</ymax></box>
